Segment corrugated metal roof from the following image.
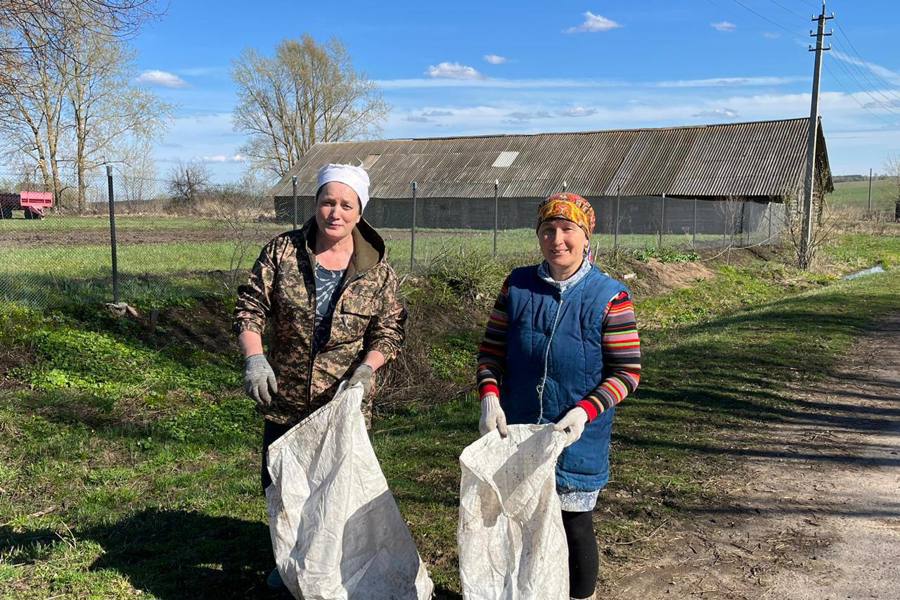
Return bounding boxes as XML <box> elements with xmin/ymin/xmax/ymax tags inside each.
<box><xmin>271</xmin><ymin>117</ymin><xmax>833</xmax><ymax>200</ymax></box>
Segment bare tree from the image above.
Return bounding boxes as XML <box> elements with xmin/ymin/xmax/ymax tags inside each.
<box><xmin>118</xmin><ymin>137</ymin><xmax>157</xmax><ymax>204</ymax></box>
<box><xmin>0</xmin><ymin>28</ymin><xmax>69</xmax><ymax>206</ymax></box>
<box><xmin>232</xmin><ymin>34</ymin><xmax>388</xmax><ymax>178</ymax></box>
<box><xmin>64</xmin><ymin>22</ymin><xmax>170</xmax><ymax>211</ymax></box>
<box><xmin>886</xmin><ymin>154</ymin><xmax>900</xmax><ymax>204</ymax></box>
<box><xmin>781</xmin><ymin>186</ymin><xmax>838</xmax><ymax>268</ymax></box>
<box><xmin>0</xmin><ymin>3</ymin><xmax>168</xmax><ymax>212</ymax></box>
<box><xmin>167</xmin><ymin>160</ymin><xmax>210</xmax><ymax>207</ymax></box>
<box><xmin>0</xmin><ymin>1</ymin><xmax>158</xmax><ymax>86</ymax></box>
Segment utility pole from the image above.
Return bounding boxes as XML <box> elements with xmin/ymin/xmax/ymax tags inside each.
<box><xmin>799</xmin><ymin>1</ymin><xmax>833</xmax><ymax>269</ymax></box>
<box><xmin>867</xmin><ymin>168</ymin><xmax>873</xmax><ymax>214</ymax></box>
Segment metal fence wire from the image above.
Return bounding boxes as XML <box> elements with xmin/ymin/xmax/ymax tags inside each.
<box><xmin>0</xmin><ymin>168</ymin><xmax>788</xmax><ymax>309</ymax></box>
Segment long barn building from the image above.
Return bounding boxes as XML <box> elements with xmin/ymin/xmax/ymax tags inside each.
<box><xmin>271</xmin><ymin>117</ymin><xmax>833</xmax><ymax>235</ymax></box>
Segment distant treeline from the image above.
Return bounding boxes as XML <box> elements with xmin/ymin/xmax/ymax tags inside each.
<box><xmin>833</xmin><ymin>174</ymin><xmax>892</xmax><ymax>183</ymax></box>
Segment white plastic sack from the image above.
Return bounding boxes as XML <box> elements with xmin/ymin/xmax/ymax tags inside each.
<box><xmin>458</xmin><ymin>424</ymin><xmax>569</xmax><ymax>600</ymax></box>
<box><xmin>266</xmin><ymin>384</ymin><xmax>434</xmax><ymax>600</ymax></box>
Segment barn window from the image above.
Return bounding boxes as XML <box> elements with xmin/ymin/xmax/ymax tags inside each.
<box><xmin>492</xmin><ymin>151</ymin><xmax>519</xmax><ymax>168</ymax></box>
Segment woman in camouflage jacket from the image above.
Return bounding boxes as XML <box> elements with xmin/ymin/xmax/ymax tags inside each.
<box><xmin>233</xmin><ymin>164</ymin><xmax>406</xmax><ymax>494</ymax></box>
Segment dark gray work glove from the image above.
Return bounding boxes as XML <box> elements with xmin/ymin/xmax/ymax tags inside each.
<box><xmin>347</xmin><ymin>364</ymin><xmax>374</xmax><ymax>396</ymax></box>
<box><xmin>244</xmin><ymin>354</ymin><xmax>277</xmax><ymax>407</ymax></box>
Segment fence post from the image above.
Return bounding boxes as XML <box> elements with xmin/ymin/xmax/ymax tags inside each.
<box><xmin>292</xmin><ymin>175</ymin><xmax>298</xmax><ymax>230</ymax></box>
<box><xmin>410</xmin><ymin>181</ymin><xmax>417</xmax><ymax>272</ymax></box>
<box><xmin>867</xmin><ymin>167</ymin><xmax>873</xmax><ymax>216</ymax></box>
<box><xmin>740</xmin><ymin>201</ymin><xmax>747</xmax><ymax>247</ymax></box>
<box><xmin>767</xmin><ymin>201</ymin><xmax>773</xmax><ymax>242</ymax></box>
<box><xmin>614</xmin><ymin>185</ymin><xmax>621</xmax><ymax>253</ymax></box>
<box><xmin>493</xmin><ymin>179</ymin><xmax>499</xmax><ymax>258</ymax></box>
<box><xmin>723</xmin><ymin>203</ymin><xmax>728</xmax><ymax>247</ymax></box>
<box><xmin>658</xmin><ymin>194</ymin><xmax>666</xmax><ymax>248</ymax></box>
<box><xmin>692</xmin><ymin>198</ymin><xmax>697</xmax><ymax>249</ymax></box>
<box><xmin>106</xmin><ymin>164</ymin><xmax>119</xmax><ymax>304</ymax></box>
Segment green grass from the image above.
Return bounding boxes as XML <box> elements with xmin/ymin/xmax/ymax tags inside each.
<box><xmin>825</xmin><ymin>233</ymin><xmax>900</xmax><ymax>270</ymax></box>
<box><xmin>0</xmin><ymin>234</ymin><xmax>898</xmax><ymax>598</ymax></box>
<box><xmin>0</xmin><ymin>215</ymin><xmax>287</xmax><ymax>232</ymax></box>
<box><xmin>830</xmin><ymin>177</ymin><xmax>898</xmax><ymax>211</ymax></box>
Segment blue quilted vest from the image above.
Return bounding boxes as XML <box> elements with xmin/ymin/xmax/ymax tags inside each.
<box><xmin>502</xmin><ymin>264</ymin><xmax>627</xmax><ymax>492</ymax></box>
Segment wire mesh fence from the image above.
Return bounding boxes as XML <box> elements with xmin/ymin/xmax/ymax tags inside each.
<box><xmin>0</xmin><ymin>168</ymin><xmax>788</xmax><ymax>309</ymax></box>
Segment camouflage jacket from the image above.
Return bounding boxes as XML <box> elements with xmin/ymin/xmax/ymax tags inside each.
<box><xmin>233</xmin><ymin>218</ymin><xmax>407</xmax><ymax>425</ymax></box>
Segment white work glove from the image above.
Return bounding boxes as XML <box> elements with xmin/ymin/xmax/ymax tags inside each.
<box><xmin>347</xmin><ymin>364</ymin><xmax>374</xmax><ymax>396</ymax></box>
<box><xmin>479</xmin><ymin>393</ymin><xmax>508</xmax><ymax>437</ymax></box>
<box><xmin>554</xmin><ymin>406</ymin><xmax>589</xmax><ymax>447</ymax></box>
<box><xmin>244</xmin><ymin>353</ymin><xmax>277</xmax><ymax>407</ymax></box>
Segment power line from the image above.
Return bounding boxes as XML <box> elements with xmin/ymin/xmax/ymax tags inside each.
<box><xmin>729</xmin><ymin>0</ymin><xmax>798</xmax><ymax>33</ymax></box>
<box><xmin>833</xmin><ymin>22</ymin><xmax>900</xmax><ymax>100</ymax></box>
<box><xmin>828</xmin><ymin>53</ymin><xmax>900</xmax><ymax>117</ymax></box>
<box><xmin>765</xmin><ymin>0</ymin><xmax>806</xmax><ymax>19</ymax></box>
<box><xmin>823</xmin><ymin>62</ymin><xmax>900</xmax><ymax>129</ymax></box>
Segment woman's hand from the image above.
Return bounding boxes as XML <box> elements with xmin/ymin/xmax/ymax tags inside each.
<box><xmin>479</xmin><ymin>393</ymin><xmax>508</xmax><ymax>437</ymax></box>
<box><xmin>244</xmin><ymin>353</ymin><xmax>278</xmax><ymax>407</ymax></box>
<box><xmin>554</xmin><ymin>406</ymin><xmax>589</xmax><ymax>447</ymax></box>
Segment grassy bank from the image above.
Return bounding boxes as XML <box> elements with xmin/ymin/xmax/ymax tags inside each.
<box><xmin>0</xmin><ymin>235</ymin><xmax>898</xmax><ymax>598</ymax></box>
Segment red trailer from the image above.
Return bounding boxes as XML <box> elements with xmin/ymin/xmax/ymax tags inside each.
<box><xmin>0</xmin><ymin>190</ymin><xmax>53</xmax><ymax>219</ymax></box>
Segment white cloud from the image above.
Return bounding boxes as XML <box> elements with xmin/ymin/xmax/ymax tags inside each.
<box><xmin>832</xmin><ymin>50</ymin><xmax>900</xmax><ymax>86</ymax></box>
<box><xmin>378</xmin><ymin>77</ymin><xmax>622</xmax><ymax>89</ymax></box>
<box><xmin>558</xmin><ymin>106</ymin><xmax>597</xmax><ymax>117</ymax></box>
<box><xmin>425</xmin><ymin>62</ymin><xmax>484</xmax><ymax>80</ymax></box>
<box><xmin>135</xmin><ymin>70</ymin><xmax>188</xmax><ymax>88</ymax></box>
<box><xmin>711</xmin><ymin>21</ymin><xmax>736</xmax><ymax>32</ymax></box>
<box><xmin>565</xmin><ymin>11</ymin><xmax>621</xmax><ymax>34</ymax></box>
<box><xmin>762</xmin><ymin>32</ymin><xmax>781</xmax><ymax>39</ymax></box>
<box><xmin>176</xmin><ymin>66</ymin><xmax>227</xmax><ymax>77</ymax></box>
<box><xmin>505</xmin><ymin>110</ymin><xmax>553</xmax><ymax>123</ymax></box>
<box><xmin>658</xmin><ymin>76</ymin><xmax>804</xmax><ymax>88</ymax></box>
<box><xmin>378</xmin><ymin>75</ymin><xmax>802</xmax><ymax>90</ymax></box>
<box><xmin>484</xmin><ymin>54</ymin><xmax>507</xmax><ymax>65</ymax></box>
<box><xmin>201</xmin><ymin>154</ymin><xmax>246</xmax><ymax>163</ymax></box>
<box><xmin>692</xmin><ymin>108</ymin><xmax>739</xmax><ymax>119</ymax></box>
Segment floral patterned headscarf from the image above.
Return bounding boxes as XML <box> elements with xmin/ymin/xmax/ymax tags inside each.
<box><xmin>535</xmin><ymin>192</ymin><xmax>595</xmax><ymax>240</ymax></box>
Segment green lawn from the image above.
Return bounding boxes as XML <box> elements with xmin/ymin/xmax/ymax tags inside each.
<box><xmin>0</xmin><ymin>226</ymin><xmax>737</xmax><ymax>310</ymax></box>
<box><xmin>0</xmin><ymin>215</ymin><xmax>287</xmax><ymax>232</ymax></box>
<box><xmin>0</xmin><ymin>233</ymin><xmax>897</xmax><ymax>598</ymax></box>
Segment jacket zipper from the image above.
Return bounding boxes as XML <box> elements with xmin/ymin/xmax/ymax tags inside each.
<box><xmin>306</xmin><ymin>266</ymin><xmax>368</xmax><ymax>409</ymax></box>
<box><xmin>536</xmin><ymin>297</ymin><xmax>564</xmax><ymax>424</ymax></box>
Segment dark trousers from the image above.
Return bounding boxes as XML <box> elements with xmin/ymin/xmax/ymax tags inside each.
<box><xmin>261</xmin><ymin>420</ymin><xmax>293</xmax><ymax>493</ymax></box>
<box><xmin>563</xmin><ymin>509</ymin><xmax>599</xmax><ymax>598</ymax></box>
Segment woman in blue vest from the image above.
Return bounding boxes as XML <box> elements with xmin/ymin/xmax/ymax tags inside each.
<box><xmin>476</xmin><ymin>192</ymin><xmax>642</xmax><ymax>600</ymax></box>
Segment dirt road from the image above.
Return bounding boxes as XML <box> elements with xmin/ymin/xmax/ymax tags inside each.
<box><xmin>603</xmin><ymin>313</ymin><xmax>900</xmax><ymax>600</ymax></box>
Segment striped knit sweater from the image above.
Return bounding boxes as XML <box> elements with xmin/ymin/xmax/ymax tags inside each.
<box><xmin>477</xmin><ymin>277</ymin><xmax>641</xmax><ymax>422</ymax></box>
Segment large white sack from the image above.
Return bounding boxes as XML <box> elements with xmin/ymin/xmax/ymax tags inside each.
<box><xmin>458</xmin><ymin>425</ymin><xmax>569</xmax><ymax>600</ymax></box>
<box><xmin>266</xmin><ymin>383</ymin><xmax>434</xmax><ymax>600</ymax></box>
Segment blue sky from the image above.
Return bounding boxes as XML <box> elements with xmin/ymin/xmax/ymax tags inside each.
<box><xmin>131</xmin><ymin>0</ymin><xmax>900</xmax><ymax>182</ymax></box>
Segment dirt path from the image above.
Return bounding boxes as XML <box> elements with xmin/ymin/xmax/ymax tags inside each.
<box><xmin>603</xmin><ymin>313</ymin><xmax>900</xmax><ymax>600</ymax></box>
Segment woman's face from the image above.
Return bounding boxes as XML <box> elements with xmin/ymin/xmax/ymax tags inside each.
<box><xmin>538</xmin><ymin>218</ymin><xmax>588</xmax><ymax>277</ymax></box>
<box><xmin>316</xmin><ymin>182</ymin><xmax>361</xmax><ymax>243</ymax></box>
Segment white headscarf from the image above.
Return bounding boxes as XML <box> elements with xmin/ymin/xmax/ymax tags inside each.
<box><xmin>316</xmin><ymin>163</ymin><xmax>371</xmax><ymax>212</ymax></box>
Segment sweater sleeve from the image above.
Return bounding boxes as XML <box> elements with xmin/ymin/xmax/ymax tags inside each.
<box><xmin>576</xmin><ymin>290</ymin><xmax>642</xmax><ymax>421</ymax></box>
<box><xmin>476</xmin><ymin>276</ymin><xmax>511</xmax><ymax>399</ymax></box>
